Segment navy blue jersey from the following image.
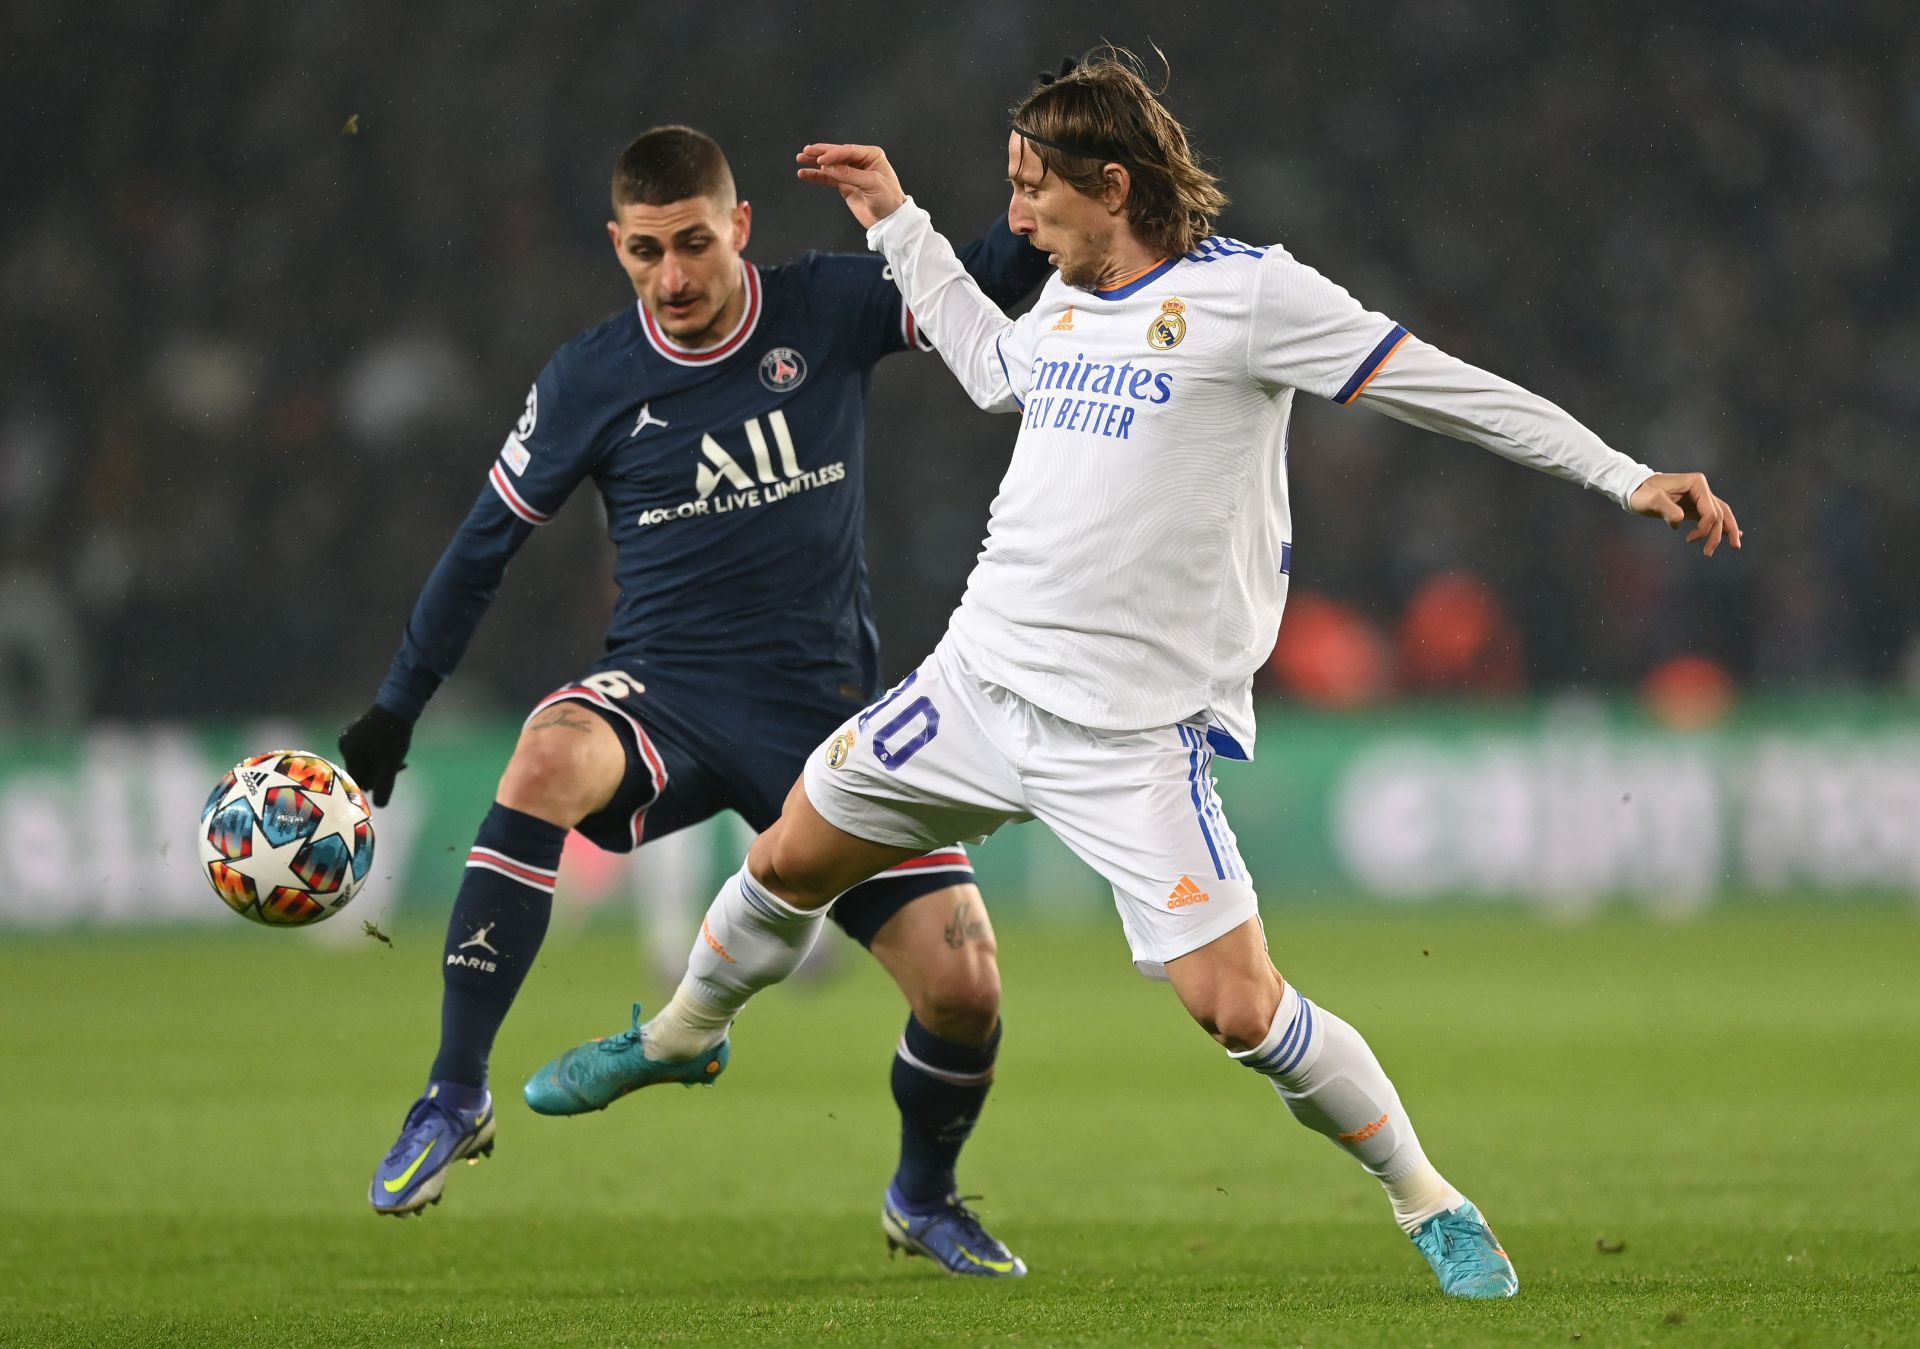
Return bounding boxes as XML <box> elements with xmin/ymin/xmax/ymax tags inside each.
<box><xmin>377</xmin><ymin>219</ymin><xmax>1048</xmax><ymax>720</ymax></box>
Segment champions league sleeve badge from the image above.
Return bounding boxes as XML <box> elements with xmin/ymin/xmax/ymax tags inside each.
<box><xmin>759</xmin><ymin>347</ymin><xmax>808</xmax><ymax>392</ymax></box>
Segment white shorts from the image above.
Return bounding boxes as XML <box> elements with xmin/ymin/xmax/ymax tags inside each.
<box><xmin>803</xmin><ymin>639</ymin><xmax>1258</xmax><ymax>975</ymax></box>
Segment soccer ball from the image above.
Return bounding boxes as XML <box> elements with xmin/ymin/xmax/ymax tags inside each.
<box><xmin>199</xmin><ymin>750</ymin><xmax>376</xmax><ymax>925</ymax></box>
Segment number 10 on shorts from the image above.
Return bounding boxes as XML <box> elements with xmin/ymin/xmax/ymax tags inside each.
<box><xmin>859</xmin><ymin>673</ymin><xmax>940</xmax><ymax>771</ymax></box>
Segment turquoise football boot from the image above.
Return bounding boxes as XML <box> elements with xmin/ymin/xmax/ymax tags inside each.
<box><xmin>1409</xmin><ymin>1199</ymin><xmax>1519</xmax><ymax>1298</ymax></box>
<box><xmin>523</xmin><ymin>1004</ymin><xmax>729</xmax><ymax>1115</ymax></box>
<box><xmin>881</xmin><ymin>1185</ymin><xmax>1028</xmax><ymax>1278</ymax></box>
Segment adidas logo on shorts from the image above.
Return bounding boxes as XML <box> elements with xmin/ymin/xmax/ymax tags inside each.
<box><xmin>1167</xmin><ymin>876</ymin><xmax>1211</xmax><ymax>909</ymax></box>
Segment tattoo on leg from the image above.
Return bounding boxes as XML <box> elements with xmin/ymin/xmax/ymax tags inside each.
<box><xmin>529</xmin><ymin>704</ymin><xmax>597</xmax><ymax>734</ymax></box>
<box><xmin>943</xmin><ymin>898</ymin><xmax>989</xmax><ymax>949</ymax></box>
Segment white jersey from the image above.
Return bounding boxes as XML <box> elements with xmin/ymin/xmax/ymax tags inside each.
<box><xmin>868</xmin><ymin>199</ymin><xmax>1655</xmax><ymax>756</ymax></box>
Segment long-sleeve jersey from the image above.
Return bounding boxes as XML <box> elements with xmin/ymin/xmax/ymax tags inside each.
<box><xmin>864</xmin><ymin>198</ymin><xmax>1657</xmax><ymax>758</ymax></box>
<box><xmin>375</xmin><ymin>219</ymin><xmax>1051</xmax><ymax>721</ymax></box>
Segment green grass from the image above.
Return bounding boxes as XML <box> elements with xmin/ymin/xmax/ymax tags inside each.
<box><xmin>1</xmin><ymin>906</ymin><xmax>1916</xmax><ymax>1346</ymax></box>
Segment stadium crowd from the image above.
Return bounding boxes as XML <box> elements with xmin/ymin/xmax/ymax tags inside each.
<box><xmin>2</xmin><ymin>0</ymin><xmax>1911</xmax><ymax>723</ymax></box>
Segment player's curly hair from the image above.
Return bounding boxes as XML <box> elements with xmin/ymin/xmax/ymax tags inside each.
<box><xmin>1009</xmin><ymin>46</ymin><xmax>1227</xmax><ymax>259</ymax></box>
<box><xmin>612</xmin><ymin>125</ymin><xmax>736</xmax><ymax>210</ymax></box>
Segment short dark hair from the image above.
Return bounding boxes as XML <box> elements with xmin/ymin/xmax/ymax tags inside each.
<box><xmin>611</xmin><ymin>126</ymin><xmax>736</xmax><ymax>210</ymax></box>
<box><xmin>1009</xmin><ymin>47</ymin><xmax>1226</xmax><ymax>259</ymax></box>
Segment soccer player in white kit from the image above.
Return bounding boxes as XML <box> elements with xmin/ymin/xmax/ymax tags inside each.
<box><xmin>528</xmin><ymin>53</ymin><xmax>1741</xmax><ymax>1294</ymax></box>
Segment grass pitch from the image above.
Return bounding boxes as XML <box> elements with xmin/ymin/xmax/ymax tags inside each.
<box><xmin>1</xmin><ymin>904</ymin><xmax>1915</xmax><ymax>1346</ymax></box>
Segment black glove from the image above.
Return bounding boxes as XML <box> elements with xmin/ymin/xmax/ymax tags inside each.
<box><xmin>338</xmin><ymin>703</ymin><xmax>413</xmax><ymax>807</ymax></box>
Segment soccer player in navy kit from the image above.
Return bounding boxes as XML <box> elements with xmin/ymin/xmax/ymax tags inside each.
<box><xmin>344</xmin><ymin>126</ymin><xmax>1048</xmax><ymax>1274</ymax></box>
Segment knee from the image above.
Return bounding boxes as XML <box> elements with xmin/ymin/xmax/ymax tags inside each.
<box><xmin>1189</xmin><ymin>981</ymin><xmax>1281</xmax><ymax>1053</ymax></box>
<box><xmin>750</xmin><ymin>826</ymin><xmax>838</xmax><ymax>910</ymax></box>
<box><xmin>912</xmin><ymin>956</ymin><xmax>1002</xmax><ymax>1044</ymax></box>
<box><xmin>497</xmin><ymin>733</ymin><xmax>600</xmax><ymax>823</ymax></box>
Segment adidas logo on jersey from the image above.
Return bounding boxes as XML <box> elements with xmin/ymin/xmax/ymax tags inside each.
<box><xmin>1051</xmin><ymin>306</ymin><xmax>1075</xmax><ymax>331</ymax></box>
<box><xmin>1167</xmin><ymin>876</ymin><xmax>1211</xmax><ymax>909</ymax></box>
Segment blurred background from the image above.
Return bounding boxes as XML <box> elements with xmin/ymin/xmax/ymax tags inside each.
<box><xmin>2</xmin><ymin>0</ymin><xmax>1916</xmax><ymax>931</ymax></box>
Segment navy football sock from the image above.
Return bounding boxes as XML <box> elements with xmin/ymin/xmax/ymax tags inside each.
<box><xmin>890</xmin><ymin>1016</ymin><xmax>1001</xmax><ymax>1208</ymax></box>
<box><xmin>428</xmin><ymin>804</ymin><xmax>566</xmax><ymax>1087</ymax></box>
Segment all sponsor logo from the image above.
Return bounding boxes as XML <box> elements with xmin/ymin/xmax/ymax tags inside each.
<box><xmin>634</xmin><ymin>412</ymin><xmax>846</xmax><ymax>529</ymax></box>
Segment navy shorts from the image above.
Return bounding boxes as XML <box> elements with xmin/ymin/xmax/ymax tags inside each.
<box><xmin>524</xmin><ymin>661</ymin><xmax>975</xmax><ymax>947</ymax></box>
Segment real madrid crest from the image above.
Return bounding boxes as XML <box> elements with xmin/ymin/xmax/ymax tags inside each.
<box><xmin>1147</xmin><ymin>297</ymin><xmax>1187</xmax><ymax>351</ymax></box>
<box><xmin>759</xmin><ymin>346</ymin><xmax>808</xmax><ymax>392</ymax></box>
<box><xmin>825</xmin><ymin>728</ymin><xmax>855</xmax><ymax>769</ymax></box>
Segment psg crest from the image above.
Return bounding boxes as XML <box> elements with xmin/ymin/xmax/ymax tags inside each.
<box><xmin>759</xmin><ymin>346</ymin><xmax>808</xmax><ymax>392</ymax></box>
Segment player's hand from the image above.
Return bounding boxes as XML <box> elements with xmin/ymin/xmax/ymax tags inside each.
<box><xmin>1629</xmin><ymin>472</ymin><xmax>1743</xmax><ymax>557</ymax></box>
<box><xmin>338</xmin><ymin>703</ymin><xmax>413</xmax><ymax>807</ymax></box>
<box><xmin>796</xmin><ymin>143</ymin><xmax>907</xmax><ymax>230</ymax></box>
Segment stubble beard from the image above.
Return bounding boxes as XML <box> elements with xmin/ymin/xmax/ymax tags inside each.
<box><xmin>1057</xmin><ymin>230</ymin><xmax>1113</xmax><ymax>290</ymax></box>
<box><xmin>656</xmin><ymin>272</ymin><xmax>741</xmax><ymax>348</ymax></box>
<box><xmin>658</xmin><ymin>298</ymin><xmax>713</xmax><ymax>345</ymax></box>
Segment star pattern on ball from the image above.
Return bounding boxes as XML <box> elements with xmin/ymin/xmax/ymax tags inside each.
<box><xmin>221</xmin><ymin>823</ymin><xmax>309</xmax><ymax>897</ymax></box>
<box><xmin>305</xmin><ymin>773</ymin><xmax>371</xmax><ymax>851</ymax></box>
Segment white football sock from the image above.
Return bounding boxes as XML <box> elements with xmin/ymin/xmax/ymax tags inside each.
<box><xmin>1233</xmin><ymin>982</ymin><xmax>1462</xmax><ymax>1232</ymax></box>
<box><xmin>641</xmin><ymin>867</ymin><xmax>825</xmax><ymax>1060</ymax></box>
<box><xmin>638</xmin><ymin>983</ymin><xmax>734</xmax><ymax>1062</ymax></box>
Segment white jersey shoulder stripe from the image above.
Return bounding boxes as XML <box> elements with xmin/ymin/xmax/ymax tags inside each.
<box><xmin>1183</xmin><ymin>235</ymin><xmax>1268</xmax><ymax>264</ymax></box>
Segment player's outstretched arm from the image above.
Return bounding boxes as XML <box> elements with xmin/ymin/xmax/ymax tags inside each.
<box><xmin>1357</xmin><ymin>340</ymin><xmax>1742</xmax><ymax>558</ymax></box>
<box><xmin>1249</xmin><ymin>249</ymin><xmax>1742</xmax><ymax>559</ymax></box>
<box><xmin>1627</xmin><ymin>471</ymin><xmax>1742</xmax><ymax>557</ymax></box>
<box><xmin>346</xmin><ymin>488</ymin><xmax>541</xmax><ymax>804</ymax></box>
<box><xmin>798</xmin><ymin>143</ymin><xmax>1022</xmax><ymax>412</ymax></box>
<box><xmin>350</xmin><ymin>350</ymin><xmax>600</xmax><ymax>804</ymax></box>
